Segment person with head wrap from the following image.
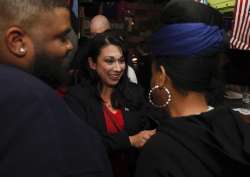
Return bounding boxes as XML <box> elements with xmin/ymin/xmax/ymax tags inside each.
<box><xmin>135</xmin><ymin>1</ymin><xmax>250</xmax><ymax>177</ymax></box>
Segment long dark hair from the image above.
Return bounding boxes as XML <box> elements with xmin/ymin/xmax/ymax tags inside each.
<box><xmin>83</xmin><ymin>30</ymin><xmax>133</xmax><ymax>109</ymax></box>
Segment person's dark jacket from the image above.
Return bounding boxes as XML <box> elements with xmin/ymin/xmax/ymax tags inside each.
<box><xmin>64</xmin><ymin>80</ymin><xmax>159</xmax><ymax>152</ymax></box>
<box><xmin>135</xmin><ymin>107</ymin><xmax>250</xmax><ymax>177</ymax></box>
<box><xmin>0</xmin><ymin>65</ymin><xmax>112</xmax><ymax>177</ymax></box>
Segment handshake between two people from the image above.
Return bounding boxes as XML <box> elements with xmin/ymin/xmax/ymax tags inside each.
<box><xmin>129</xmin><ymin>129</ymin><xmax>156</xmax><ymax>148</ymax></box>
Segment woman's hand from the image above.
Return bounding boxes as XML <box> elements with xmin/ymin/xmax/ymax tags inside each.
<box><xmin>129</xmin><ymin>129</ymin><xmax>156</xmax><ymax>148</ymax></box>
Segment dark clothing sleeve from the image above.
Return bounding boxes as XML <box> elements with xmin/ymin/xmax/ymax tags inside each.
<box><xmin>0</xmin><ymin>66</ymin><xmax>112</xmax><ymax>177</ymax></box>
<box><xmin>122</xmin><ymin>83</ymin><xmax>163</xmax><ymax>130</ymax></box>
<box><xmin>65</xmin><ymin>91</ymin><xmax>131</xmax><ymax>152</ymax></box>
<box><xmin>136</xmin><ymin>107</ymin><xmax>250</xmax><ymax>177</ymax></box>
<box><xmin>135</xmin><ymin>134</ymin><xmax>170</xmax><ymax>177</ymax></box>
<box><xmin>64</xmin><ymin>82</ymin><xmax>161</xmax><ymax>152</ymax></box>
<box><xmin>102</xmin><ymin>131</ymin><xmax>131</xmax><ymax>151</ymax></box>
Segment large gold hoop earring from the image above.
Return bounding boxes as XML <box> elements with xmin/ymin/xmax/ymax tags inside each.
<box><xmin>148</xmin><ymin>85</ymin><xmax>171</xmax><ymax>108</ymax></box>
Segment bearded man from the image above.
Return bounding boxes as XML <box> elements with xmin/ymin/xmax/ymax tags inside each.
<box><xmin>0</xmin><ymin>1</ymin><xmax>112</xmax><ymax>176</ymax></box>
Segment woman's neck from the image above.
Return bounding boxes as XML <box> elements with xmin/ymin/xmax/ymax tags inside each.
<box><xmin>101</xmin><ymin>86</ymin><xmax>119</xmax><ymax>112</ymax></box>
<box><xmin>100</xmin><ymin>85</ymin><xmax>113</xmax><ymax>103</ymax></box>
<box><xmin>168</xmin><ymin>91</ymin><xmax>209</xmax><ymax>118</ymax></box>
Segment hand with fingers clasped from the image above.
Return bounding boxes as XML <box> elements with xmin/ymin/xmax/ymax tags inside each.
<box><xmin>129</xmin><ymin>129</ymin><xmax>156</xmax><ymax>148</ymax></box>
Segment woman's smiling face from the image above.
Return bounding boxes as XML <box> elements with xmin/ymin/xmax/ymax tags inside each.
<box><xmin>89</xmin><ymin>44</ymin><xmax>126</xmax><ymax>87</ymax></box>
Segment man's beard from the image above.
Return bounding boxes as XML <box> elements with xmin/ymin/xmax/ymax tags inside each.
<box><xmin>31</xmin><ymin>51</ymin><xmax>70</xmax><ymax>89</ymax></box>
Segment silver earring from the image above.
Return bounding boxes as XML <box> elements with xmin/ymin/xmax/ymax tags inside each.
<box><xmin>148</xmin><ymin>85</ymin><xmax>171</xmax><ymax>108</ymax></box>
<box><xmin>20</xmin><ymin>48</ymin><xmax>25</xmax><ymax>53</ymax></box>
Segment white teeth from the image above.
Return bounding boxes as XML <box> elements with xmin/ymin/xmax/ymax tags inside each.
<box><xmin>110</xmin><ymin>74</ymin><xmax>120</xmax><ymax>77</ymax></box>
<box><xmin>110</xmin><ymin>75</ymin><xmax>121</xmax><ymax>80</ymax></box>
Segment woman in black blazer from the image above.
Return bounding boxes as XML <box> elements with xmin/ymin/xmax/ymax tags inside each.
<box><xmin>64</xmin><ymin>30</ymin><xmax>158</xmax><ymax>177</ymax></box>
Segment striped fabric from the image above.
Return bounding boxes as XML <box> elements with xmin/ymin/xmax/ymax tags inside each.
<box><xmin>72</xmin><ymin>0</ymin><xmax>79</xmax><ymax>18</ymax></box>
<box><xmin>230</xmin><ymin>0</ymin><xmax>250</xmax><ymax>50</ymax></box>
<box><xmin>65</xmin><ymin>0</ymin><xmax>78</xmax><ymax>17</ymax></box>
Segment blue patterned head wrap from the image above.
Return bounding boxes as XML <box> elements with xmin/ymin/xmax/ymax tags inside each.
<box><xmin>150</xmin><ymin>23</ymin><xmax>224</xmax><ymax>57</ymax></box>
<box><xmin>148</xmin><ymin>0</ymin><xmax>225</xmax><ymax>92</ymax></box>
